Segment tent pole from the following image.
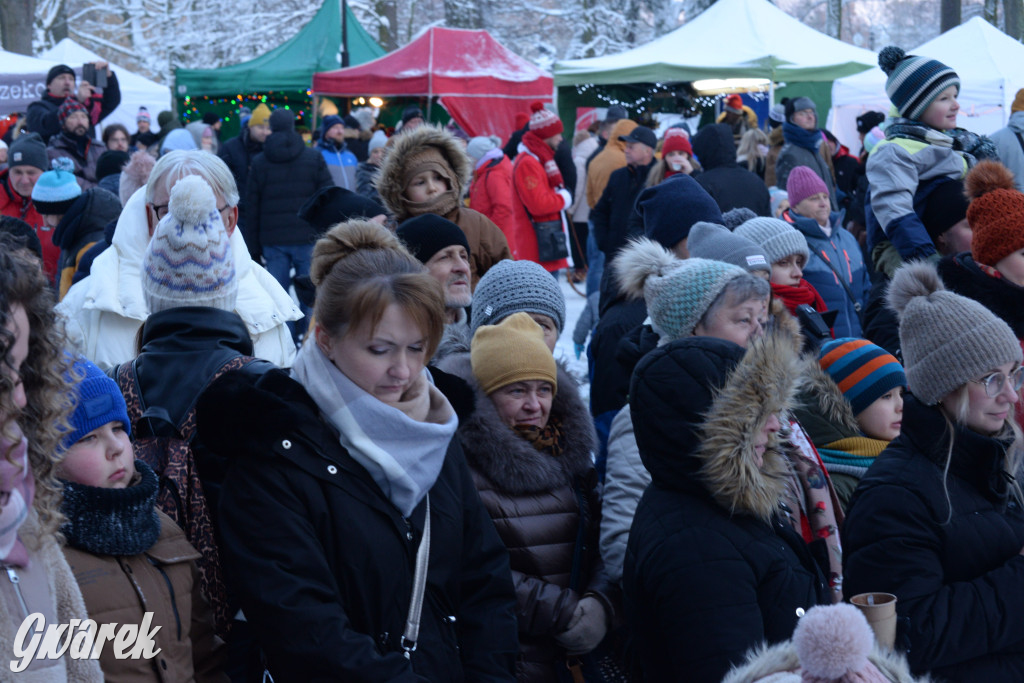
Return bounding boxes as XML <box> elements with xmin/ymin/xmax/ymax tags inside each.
<box><xmin>312</xmin><ymin>94</ymin><xmax>320</xmax><ymax>137</ymax></box>
<box><xmin>341</xmin><ymin>0</ymin><xmax>349</xmax><ymax>68</ymax></box>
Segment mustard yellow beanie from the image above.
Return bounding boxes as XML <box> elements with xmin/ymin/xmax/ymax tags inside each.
<box><xmin>471</xmin><ymin>312</ymin><xmax>557</xmax><ymax>396</ymax></box>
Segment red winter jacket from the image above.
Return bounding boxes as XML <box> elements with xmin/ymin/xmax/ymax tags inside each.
<box><xmin>0</xmin><ymin>170</ymin><xmax>58</xmax><ymax>280</ymax></box>
<box><xmin>511</xmin><ymin>152</ymin><xmax>569</xmax><ymax>272</ymax></box>
<box><xmin>470</xmin><ymin>155</ymin><xmax>515</xmax><ymax>242</ymax></box>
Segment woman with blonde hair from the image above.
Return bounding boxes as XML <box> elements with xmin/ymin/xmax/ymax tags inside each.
<box><xmin>736</xmin><ymin>127</ymin><xmax>769</xmax><ymax>180</ymax></box>
<box><xmin>843</xmin><ymin>262</ymin><xmax>1024</xmax><ymax>679</ymax></box>
<box><xmin>0</xmin><ymin>236</ymin><xmax>102</xmax><ymax>682</ymax></box>
<box><xmin>196</xmin><ymin>220</ymin><xmax>517</xmax><ymax>682</ymax></box>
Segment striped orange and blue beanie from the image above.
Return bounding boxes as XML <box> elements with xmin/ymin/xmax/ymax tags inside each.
<box><xmin>819</xmin><ymin>338</ymin><xmax>906</xmax><ymax>416</ymax></box>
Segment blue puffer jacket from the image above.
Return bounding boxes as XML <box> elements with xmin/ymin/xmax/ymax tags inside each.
<box><xmin>317</xmin><ymin>138</ymin><xmax>358</xmax><ymax>190</ymax></box>
<box><xmin>784</xmin><ymin>208</ymin><xmax>869</xmax><ymax>337</ymax></box>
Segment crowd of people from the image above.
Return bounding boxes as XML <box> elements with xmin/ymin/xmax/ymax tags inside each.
<box><xmin>3</xmin><ymin>43</ymin><xmax>1024</xmax><ymax>683</ymax></box>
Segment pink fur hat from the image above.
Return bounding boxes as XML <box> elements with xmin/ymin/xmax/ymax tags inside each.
<box><xmin>793</xmin><ymin>604</ymin><xmax>889</xmax><ymax>683</ymax></box>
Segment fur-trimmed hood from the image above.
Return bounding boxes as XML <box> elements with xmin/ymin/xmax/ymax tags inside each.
<box><xmin>793</xmin><ymin>355</ymin><xmax>862</xmax><ymax>447</ymax></box>
<box><xmin>435</xmin><ymin>348</ymin><xmax>597</xmax><ymax>495</ymax></box>
<box><xmin>630</xmin><ymin>332</ymin><xmax>802</xmax><ymax>522</ymax></box>
<box><xmin>722</xmin><ymin>640</ymin><xmax>928</xmax><ymax>683</ymax></box>
<box><xmin>375</xmin><ymin>124</ymin><xmax>473</xmax><ymax>221</ymax></box>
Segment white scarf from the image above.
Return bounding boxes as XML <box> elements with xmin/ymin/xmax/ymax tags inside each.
<box><xmin>291</xmin><ymin>342</ymin><xmax>457</xmax><ymax>517</ymax></box>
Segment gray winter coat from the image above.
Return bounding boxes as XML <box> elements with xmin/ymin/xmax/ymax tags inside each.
<box><xmin>775</xmin><ymin>141</ymin><xmax>837</xmax><ymax>210</ymax></box>
<box><xmin>598</xmin><ymin>405</ymin><xmax>648</xmax><ymax>585</ymax></box>
<box><xmin>990</xmin><ymin>111</ymin><xmax>1024</xmax><ymax>193</ymax></box>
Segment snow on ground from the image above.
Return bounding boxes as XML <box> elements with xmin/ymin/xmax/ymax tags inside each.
<box><xmin>553</xmin><ymin>277</ymin><xmax>591</xmax><ymax>407</ymax></box>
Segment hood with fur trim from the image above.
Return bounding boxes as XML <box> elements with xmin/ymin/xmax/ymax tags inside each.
<box><xmin>631</xmin><ymin>332</ymin><xmax>801</xmax><ymax>522</ymax></box>
<box><xmin>435</xmin><ymin>344</ymin><xmax>596</xmax><ymax>495</ymax></box>
<box><xmin>792</xmin><ymin>355</ymin><xmax>862</xmax><ymax>447</ymax></box>
<box><xmin>722</xmin><ymin>639</ymin><xmax>929</xmax><ymax>683</ymax></box>
<box><xmin>375</xmin><ymin>124</ymin><xmax>472</xmax><ymax>222</ymax></box>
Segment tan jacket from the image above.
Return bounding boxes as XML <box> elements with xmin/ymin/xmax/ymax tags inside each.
<box><xmin>585</xmin><ymin>119</ymin><xmax>638</xmax><ymax>208</ymax></box>
<box><xmin>63</xmin><ymin>510</ymin><xmax>227</xmax><ymax>683</ymax></box>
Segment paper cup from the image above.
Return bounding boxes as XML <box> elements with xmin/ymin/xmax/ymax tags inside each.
<box><xmin>850</xmin><ymin>592</ymin><xmax>897</xmax><ymax>650</ymax></box>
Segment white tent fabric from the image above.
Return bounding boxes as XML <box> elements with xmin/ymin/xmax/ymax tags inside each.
<box><xmin>38</xmin><ymin>38</ymin><xmax>171</xmax><ymax>135</ymax></box>
<box><xmin>0</xmin><ymin>50</ymin><xmax>67</xmax><ymax>116</ymax></box>
<box><xmin>553</xmin><ymin>0</ymin><xmax>877</xmax><ymax>86</ymax></box>
<box><xmin>829</xmin><ymin>18</ymin><xmax>1024</xmax><ymax>154</ymax></box>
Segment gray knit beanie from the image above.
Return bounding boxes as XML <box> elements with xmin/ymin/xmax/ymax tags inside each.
<box><xmin>688</xmin><ymin>222</ymin><xmax>770</xmax><ymax>276</ymax></box>
<box><xmin>735</xmin><ymin>217</ymin><xmax>810</xmax><ymax>265</ymax></box>
<box><xmin>471</xmin><ymin>259</ymin><xmax>566</xmax><ymax>335</ymax></box>
<box><xmin>615</xmin><ymin>238</ymin><xmax>749</xmax><ymax>341</ymax></box>
<box><xmin>888</xmin><ymin>261</ymin><xmax>1022</xmax><ymax>405</ymax></box>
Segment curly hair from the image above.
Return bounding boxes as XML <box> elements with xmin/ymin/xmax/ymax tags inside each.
<box><xmin>0</xmin><ymin>235</ymin><xmax>73</xmax><ymax>539</ymax></box>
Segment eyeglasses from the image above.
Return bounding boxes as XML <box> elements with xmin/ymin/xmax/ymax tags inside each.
<box><xmin>150</xmin><ymin>203</ymin><xmax>231</xmax><ymax>220</ymax></box>
<box><xmin>970</xmin><ymin>367</ymin><xmax>1024</xmax><ymax>398</ymax></box>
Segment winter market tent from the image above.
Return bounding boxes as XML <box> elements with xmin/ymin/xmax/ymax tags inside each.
<box><xmin>39</xmin><ymin>38</ymin><xmax>172</xmax><ymax>135</ymax></box>
<box><xmin>174</xmin><ymin>0</ymin><xmax>384</xmax><ymax>97</ymax></box>
<box><xmin>312</xmin><ymin>27</ymin><xmax>554</xmax><ymax>142</ymax></box>
<box><xmin>829</xmin><ymin>17</ymin><xmax>1024</xmax><ymax>151</ymax></box>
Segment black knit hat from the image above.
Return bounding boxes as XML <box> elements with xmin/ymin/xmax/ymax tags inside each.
<box><xmin>401</xmin><ymin>106</ymin><xmax>425</xmax><ymax>126</ymax></box>
<box><xmin>95</xmin><ymin>150</ymin><xmax>130</xmax><ymax>181</ymax></box>
<box><xmin>922</xmin><ymin>178</ymin><xmax>970</xmax><ymax>242</ymax></box>
<box><xmin>46</xmin><ymin>64</ymin><xmax>75</xmax><ymax>86</ymax></box>
<box><xmin>856</xmin><ymin>111</ymin><xmax>885</xmax><ymax>135</ymax></box>
<box><xmin>269</xmin><ymin>109</ymin><xmax>294</xmax><ymax>133</ymax></box>
<box><xmin>202</xmin><ymin>111</ymin><xmax>221</xmax><ymax>125</ymax></box>
<box><xmin>397</xmin><ymin>214</ymin><xmax>470</xmax><ymax>264</ymax></box>
<box><xmin>297</xmin><ymin>186</ymin><xmax>386</xmax><ymax>233</ymax></box>
<box><xmin>0</xmin><ymin>216</ymin><xmax>43</xmax><ymax>260</ymax></box>
<box><xmin>7</xmin><ymin>133</ymin><xmax>48</xmax><ymax>171</ymax></box>
<box><xmin>636</xmin><ymin>174</ymin><xmax>723</xmax><ymax>250</ymax></box>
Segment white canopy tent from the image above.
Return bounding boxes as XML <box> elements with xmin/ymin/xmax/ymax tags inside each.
<box><xmin>0</xmin><ymin>50</ymin><xmax>67</xmax><ymax>117</ymax></box>
<box><xmin>39</xmin><ymin>38</ymin><xmax>171</xmax><ymax>135</ymax></box>
<box><xmin>829</xmin><ymin>18</ymin><xmax>1024</xmax><ymax>154</ymax></box>
<box><xmin>553</xmin><ymin>0</ymin><xmax>878</xmax><ymax>86</ymax></box>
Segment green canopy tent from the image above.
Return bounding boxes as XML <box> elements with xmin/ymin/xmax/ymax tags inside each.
<box><xmin>174</xmin><ymin>0</ymin><xmax>384</xmax><ymax>136</ymax></box>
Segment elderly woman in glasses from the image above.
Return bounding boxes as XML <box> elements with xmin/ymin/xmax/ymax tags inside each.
<box><xmin>842</xmin><ymin>262</ymin><xmax>1024</xmax><ymax>681</ymax></box>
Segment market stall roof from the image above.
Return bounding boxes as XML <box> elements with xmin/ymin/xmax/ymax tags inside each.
<box><xmin>0</xmin><ymin>50</ymin><xmax>66</xmax><ymax>117</ymax></box>
<box><xmin>175</xmin><ymin>0</ymin><xmax>384</xmax><ymax>97</ymax></box>
<box><xmin>312</xmin><ymin>26</ymin><xmax>553</xmax><ymax>140</ymax></box>
<box><xmin>552</xmin><ymin>0</ymin><xmax>877</xmax><ymax>86</ymax></box>
<box><xmin>39</xmin><ymin>38</ymin><xmax>171</xmax><ymax>134</ymax></box>
<box><xmin>830</xmin><ymin>16</ymin><xmax>1024</xmax><ymax>147</ymax></box>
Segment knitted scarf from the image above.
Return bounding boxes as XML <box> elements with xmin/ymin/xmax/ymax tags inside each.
<box><xmin>520</xmin><ymin>130</ymin><xmax>564</xmax><ymax>188</ymax></box>
<box><xmin>400</xmin><ymin>191</ymin><xmax>459</xmax><ymax>222</ymax></box>
<box><xmin>771</xmin><ymin>279</ymin><xmax>828</xmax><ymax>316</ymax></box>
<box><xmin>0</xmin><ymin>433</ymin><xmax>34</xmax><ymax>568</ymax></box>
<box><xmin>782</xmin><ymin>122</ymin><xmax>824</xmax><ymax>153</ymax></box>
<box><xmin>291</xmin><ymin>341</ymin><xmax>457</xmax><ymax>518</ymax></box>
<box><xmin>513</xmin><ymin>415</ymin><xmax>566</xmax><ymax>458</ymax></box>
<box><xmin>885</xmin><ymin>118</ymin><xmax>1000</xmax><ymax>161</ymax></box>
<box><xmin>61</xmin><ymin>460</ymin><xmax>161</xmax><ymax>556</ymax></box>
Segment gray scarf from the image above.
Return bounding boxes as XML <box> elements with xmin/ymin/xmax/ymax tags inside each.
<box><xmin>291</xmin><ymin>342</ymin><xmax>457</xmax><ymax>517</ymax></box>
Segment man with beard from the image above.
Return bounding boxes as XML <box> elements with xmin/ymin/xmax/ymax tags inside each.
<box><xmin>46</xmin><ymin>99</ymin><xmax>106</xmax><ymax>189</ymax></box>
<box><xmin>397</xmin><ymin>214</ymin><xmax>473</xmax><ymax>327</ymax></box>
<box><xmin>27</xmin><ymin>63</ymin><xmax>121</xmax><ymax>144</ymax></box>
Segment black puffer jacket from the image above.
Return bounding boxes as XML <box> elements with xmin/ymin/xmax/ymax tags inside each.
<box><xmin>590</xmin><ymin>160</ymin><xmax>655</xmax><ymax>258</ymax></box>
<box><xmin>437</xmin><ymin>346</ymin><xmax>611</xmax><ymax>683</ymax></box>
<box><xmin>588</xmin><ymin>301</ymin><xmax>650</xmax><ymax>418</ymax></box>
<box><xmin>624</xmin><ymin>335</ymin><xmax>829</xmax><ymax>683</ymax></box>
<box><xmin>196</xmin><ymin>366</ymin><xmax>518</xmax><ymax>683</ymax></box>
<box><xmin>939</xmin><ymin>252</ymin><xmax>1024</xmax><ymax>338</ymax></box>
<box><xmin>218</xmin><ymin>127</ymin><xmax>263</xmax><ymax>227</ymax></box>
<box><xmin>692</xmin><ymin>123</ymin><xmax>771</xmax><ymax>216</ymax></box>
<box><xmin>245</xmin><ymin>129</ymin><xmax>332</xmax><ymax>254</ymax></box>
<box><xmin>843</xmin><ymin>395</ymin><xmax>1024</xmax><ymax>680</ymax></box>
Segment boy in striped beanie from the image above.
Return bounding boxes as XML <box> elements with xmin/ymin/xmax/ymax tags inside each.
<box><xmin>819</xmin><ymin>337</ymin><xmax>906</xmax><ymax>443</ymax></box>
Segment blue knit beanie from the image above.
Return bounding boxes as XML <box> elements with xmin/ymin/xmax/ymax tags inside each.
<box><xmin>471</xmin><ymin>259</ymin><xmax>566</xmax><ymax>335</ymax></box>
<box><xmin>819</xmin><ymin>338</ymin><xmax>906</xmax><ymax>416</ymax></box>
<box><xmin>62</xmin><ymin>357</ymin><xmax>131</xmax><ymax>453</ymax></box>
<box><xmin>635</xmin><ymin>174</ymin><xmax>722</xmax><ymax>250</ymax></box>
<box><xmin>878</xmin><ymin>46</ymin><xmax>960</xmax><ymax>121</ymax></box>
<box><xmin>30</xmin><ymin>157</ymin><xmax>82</xmax><ymax>215</ymax></box>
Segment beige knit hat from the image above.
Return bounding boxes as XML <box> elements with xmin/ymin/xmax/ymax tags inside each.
<box><xmin>887</xmin><ymin>261</ymin><xmax>1021</xmax><ymax>405</ymax></box>
<box><xmin>470</xmin><ymin>312</ymin><xmax>557</xmax><ymax>396</ymax></box>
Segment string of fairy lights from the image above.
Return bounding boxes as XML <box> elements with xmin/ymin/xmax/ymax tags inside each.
<box><xmin>180</xmin><ymin>89</ymin><xmax>316</xmax><ymax>123</ymax></box>
<box><xmin>572</xmin><ymin>82</ymin><xmax>772</xmax><ymax>110</ymax></box>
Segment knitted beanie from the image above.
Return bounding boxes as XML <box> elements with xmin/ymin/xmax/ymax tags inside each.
<box><xmin>471</xmin><ymin>259</ymin><xmax>566</xmax><ymax>335</ymax></box>
<box><xmin>160</xmin><ymin>128</ymin><xmax>198</xmax><ymax>155</ymax></box>
<box><xmin>0</xmin><ymin>216</ymin><xmax>43</xmax><ymax>260</ymax></box>
<box><xmin>888</xmin><ymin>261</ymin><xmax>1022</xmax><ymax>405</ymax></box>
<box><xmin>58</xmin><ymin>97</ymin><xmax>88</xmax><ymax>127</ymax></box>
<box><xmin>735</xmin><ymin>217</ymin><xmax>809</xmax><ymax>265</ymax></box>
<box><xmin>768</xmin><ymin>104</ymin><xmax>786</xmax><ymax>128</ymax></box>
<box><xmin>1014</xmin><ymin>88</ymin><xmax>1024</xmax><ymax>114</ymax></box>
<box><xmin>143</xmin><ymin>175</ymin><xmax>237</xmax><ymax>314</ymax></box>
<box><xmin>136</xmin><ymin>106</ymin><xmax>150</xmax><ymax>124</ymax></box>
<box><xmin>785</xmin><ymin>96</ymin><xmax>817</xmax><ymax>122</ymax></box>
<box><xmin>471</xmin><ymin>312</ymin><xmax>557</xmax><ymax>396</ymax></box>
<box><xmin>202</xmin><ymin>111</ymin><xmax>220</xmax><ymax>125</ymax></box>
<box><xmin>528</xmin><ymin>101</ymin><xmax>562</xmax><ymax>140</ymax></box>
<box><xmin>46</xmin><ymin>64</ymin><xmax>75</xmax><ymax>87</ymax></box>
<box><xmin>95</xmin><ymin>150</ymin><xmax>130</xmax><ymax>181</ymax></box>
<box><xmin>722</xmin><ymin>207</ymin><xmax>757</xmax><ymax>230</ymax></box>
<box><xmin>855</xmin><ymin>111</ymin><xmax>885</xmax><ymax>135</ymax></box>
<box><xmin>8</xmin><ymin>133</ymin><xmax>49</xmax><ymax>171</ymax></box>
<box><xmin>769</xmin><ymin>188</ymin><xmax>789</xmax><ymax>218</ymax></box>
<box><xmin>248</xmin><ymin>103</ymin><xmax>271</xmax><ymax>128</ymax></box>
<box><xmin>401</xmin><ymin>146</ymin><xmax>456</xmax><ymax>193</ymax></box>
<box><xmin>661</xmin><ymin>128</ymin><xmax>692</xmax><ymax>157</ymax></box>
<box><xmin>322</xmin><ymin>115</ymin><xmax>344</xmax><ymax>134</ymax></box>
<box><xmin>402</xmin><ymin>106</ymin><xmax>425</xmax><ymax>126</ymax></box>
<box><xmin>397</xmin><ymin>214</ymin><xmax>470</xmax><ymax>264</ymax></box>
<box><xmin>605</xmin><ymin>105</ymin><xmax>628</xmax><ymax>123</ymax></box>
<box><xmin>156</xmin><ymin>110</ymin><xmax>181</xmax><ymax>133</ymax></box>
<box><xmin>787</xmin><ymin>166</ymin><xmax>829</xmax><ymax>207</ymax></box>
<box><xmin>466</xmin><ymin>135</ymin><xmax>500</xmax><ymax>163</ymax></box>
<box><xmin>343</xmin><ymin>115</ymin><xmax>362</xmax><ymax>131</ymax></box>
<box><xmin>31</xmin><ymin>158</ymin><xmax>82</xmax><ymax>215</ymax></box>
<box><xmin>368</xmin><ymin>129</ymin><xmax>388</xmax><ymax>153</ymax></box>
<box><xmin>62</xmin><ymin>357</ymin><xmax>131</xmax><ymax>453</ymax></box>
<box><xmin>688</xmin><ymin>222</ymin><xmax>770</xmax><ymax>275</ymax></box>
<box><xmin>918</xmin><ymin>178</ymin><xmax>969</xmax><ymax>244</ymax></box>
<box><xmin>270</xmin><ymin>109</ymin><xmax>295</xmax><ymax>133</ymax></box>
<box><xmin>298</xmin><ymin>186</ymin><xmax>386</xmax><ymax>233</ymax></box>
<box><xmin>819</xmin><ymin>338</ymin><xmax>907</xmax><ymax>416</ymax></box>
<box><xmin>878</xmin><ymin>46</ymin><xmax>960</xmax><ymax>121</ymax></box>
<box><xmin>964</xmin><ymin>161</ymin><xmax>1024</xmax><ymax>267</ymax></box>
<box><xmin>636</xmin><ymin>174</ymin><xmax>723</xmax><ymax>250</ymax></box>
<box><xmin>615</xmin><ymin>238</ymin><xmax>747</xmax><ymax>341</ymax></box>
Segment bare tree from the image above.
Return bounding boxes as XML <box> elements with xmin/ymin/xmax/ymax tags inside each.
<box><xmin>1005</xmin><ymin>0</ymin><xmax>1023</xmax><ymax>39</ymax></box>
<box><xmin>444</xmin><ymin>0</ymin><xmax>483</xmax><ymax>28</ymax></box>
<box><xmin>825</xmin><ymin>0</ymin><xmax>842</xmax><ymax>37</ymax></box>
<box><xmin>1</xmin><ymin>0</ymin><xmax>34</xmax><ymax>55</ymax></box>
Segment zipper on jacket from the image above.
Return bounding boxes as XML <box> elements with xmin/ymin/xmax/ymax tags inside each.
<box><xmin>148</xmin><ymin>556</ymin><xmax>182</xmax><ymax>640</ymax></box>
<box><xmin>3</xmin><ymin>565</ymin><xmax>29</xmax><ymax>618</ymax></box>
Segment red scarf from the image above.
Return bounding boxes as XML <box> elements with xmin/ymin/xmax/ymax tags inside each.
<box><xmin>771</xmin><ymin>279</ymin><xmax>827</xmax><ymax>315</ymax></box>
<box><xmin>521</xmin><ymin>130</ymin><xmax>564</xmax><ymax>189</ymax></box>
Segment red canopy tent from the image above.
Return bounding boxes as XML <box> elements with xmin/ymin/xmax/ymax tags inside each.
<box><xmin>312</xmin><ymin>27</ymin><xmax>553</xmax><ymax>142</ymax></box>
